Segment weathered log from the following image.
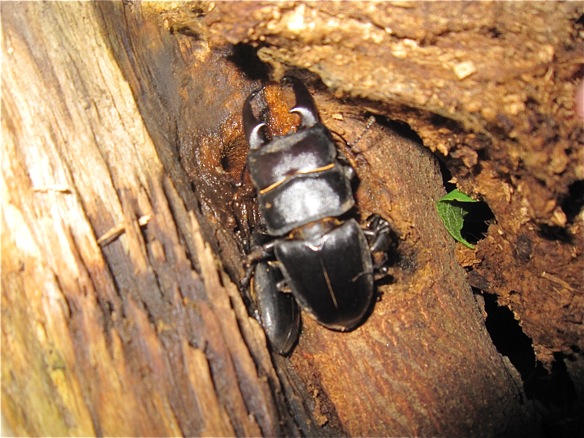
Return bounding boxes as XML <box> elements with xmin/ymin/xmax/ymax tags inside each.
<box><xmin>2</xmin><ymin>1</ymin><xmax>582</xmax><ymax>436</ymax></box>
<box><xmin>204</xmin><ymin>0</ymin><xmax>584</xmax><ymax>368</ymax></box>
<box><xmin>2</xmin><ymin>2</ymin><xmax>288</xmax><ymax>436</ymax></box>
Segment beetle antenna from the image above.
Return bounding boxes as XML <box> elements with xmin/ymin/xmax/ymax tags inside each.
<box><xmin>348</xmin><ymin>115</ymin><xmax>376</xmax><ymax>148</ymax></box>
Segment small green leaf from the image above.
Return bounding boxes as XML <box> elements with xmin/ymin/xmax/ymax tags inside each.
<box><xmin>436</xmin><ymin>189</ymin><xmax>478</xmax><ymax>249</ymax></box>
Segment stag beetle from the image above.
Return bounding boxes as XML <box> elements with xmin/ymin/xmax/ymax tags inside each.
<box><xmin>242</xmin><ymin>76</ymin><xmax>391</xmax><ymax>354</ymax></box>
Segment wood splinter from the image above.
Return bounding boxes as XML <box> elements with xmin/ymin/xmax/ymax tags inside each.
<box><xmin>97</xmin><ymin>214</ymin><xmax>151</xmax><ymax>246</ymax></box>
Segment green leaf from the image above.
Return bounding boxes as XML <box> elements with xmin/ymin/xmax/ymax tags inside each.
<box><xmin>436</xmin><ymin>189</ymin><xmax>478</xmax><ymax>249</ymax></box>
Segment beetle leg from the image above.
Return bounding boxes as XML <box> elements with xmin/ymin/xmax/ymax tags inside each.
<box><xmin>283</xmin><ymin>76</ymin><xmax>320</xmax><ymax>129</ymax></box>
<box><xmin>242</xmin><ymin>88</ymin><xmax>268</xmax><ymax>149</ymax></box>
<box><xmin>363</xmin><ymin>214</ymin><xmax>391</xmax><ymax>251</ymax></box>
<box><xmin>275</xmin><ymin>279</ymin><xmax>293</xmax><ymax>294</ymax></box>
<box><xmin>240</xmin><ymin>239</ymin><xmax>279</xmax><ymax>289</ymax></box>
<box><xmin>362</xmin><ymin>214</ymin><xmax>392</xmax><ymax>272</ymax></box>
<box><xmin>340</xmin><ymin>159</ymin><xmax>356</xmax><ymax>181</ymax></box>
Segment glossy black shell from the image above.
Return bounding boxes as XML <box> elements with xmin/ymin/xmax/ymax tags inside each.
<box><xmin>274</xmin><ymin>219</ymin><xmax>374</xmax><ymax>330</ymax></box>
<box><xmin>253</xmin><ymin>262</ymin><xmax>301</xmax><ymax>354</ymax></box>
<box><xmin>247</xmin><ymin>123</ymin><xmax>354</xmax><ymax>236</ymax></box>
<box><xmin>243</xmin><ymin>77</ymin><xmax>378</xmax><ymax>342</ymax></box>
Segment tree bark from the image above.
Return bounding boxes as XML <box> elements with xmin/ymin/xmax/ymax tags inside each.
<box><xmin>204</xmin><ymin>0</ymin><xmax>584</xmax><ymax>367</ymax></box>
<box><xmin>2</xmin><ymin>2</ymin><xmax>287</xmax><ymax>436</ymax></box>
<box><xmin>2</xmin><ymin>1</ymin><xmax>581</xmax><ymax>437</ymax></box>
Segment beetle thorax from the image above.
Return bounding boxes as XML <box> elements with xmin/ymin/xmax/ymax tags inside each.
<box><xmin>289</xmin><ymin>217</ymin><xmax>341</xmax><ymax>241</ymax></box>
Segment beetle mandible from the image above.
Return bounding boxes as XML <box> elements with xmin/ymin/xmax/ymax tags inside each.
<box><xmin>242</xmin><ymin>76</ymin><xmax>391</xmax><ymax>354</ymax></box>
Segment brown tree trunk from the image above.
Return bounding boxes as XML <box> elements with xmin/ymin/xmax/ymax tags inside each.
<box><xmin>2</xmin><ymin>1</ymin><xmax>581</xmax><ymax>437</ymax></box>
<box><xmin>2</xmin><ymin>2</ymin><xmax>285</xmax><ymax>436</ymax></box>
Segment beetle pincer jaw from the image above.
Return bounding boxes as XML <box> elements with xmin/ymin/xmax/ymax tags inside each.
<box><xmin>283</xmin><ymin>76</ymin><xmax>321</xmax><ymax>129</ymax></box>
<box><xmin>242</xmin><ymin>89</ymin><xmax>268</xmax><ymax>149</ymax></box>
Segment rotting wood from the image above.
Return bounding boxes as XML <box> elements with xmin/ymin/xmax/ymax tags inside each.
<box><xmin>203</xmin><ymin>0</ymin><xmax>584</xmax><ymax>368</ymax></box>
<box><xmin>3</xmin><ymin>1</ymin><xmax>582</xmax><ymax>437</ymax></box>
<box><xmin>2</xmin><ymin>2</ymin><xmax>290</xmax><ymax>436</ymax></box>
<box><xmin>100</xmin><ymin>1</ymin><xmax>536</xmax><ymax>435</ymax></box>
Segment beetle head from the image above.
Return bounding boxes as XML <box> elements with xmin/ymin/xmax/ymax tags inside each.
<box><xmin>242</xmin><ymin>77</ymin><xmax>322</xmax><ymax>150</ymax></box>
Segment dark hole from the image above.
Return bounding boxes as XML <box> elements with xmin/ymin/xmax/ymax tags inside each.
<box><xmin>561</xmin><ymin>180</ymin><xmax>584</xmax><ymax>224</ymax></box>
<box><xmin>438</xmin><ymin>156</ymin><xmax>457</xmax><ymax>193</ymax></box>
<box><xmin>459</xmin><ymin>199</ymin><xmax>495</xmax><ymax>245</ymax></box>
<box><xmin>365</xmin><ymin>112</ymin><xmax>423</xmax><ymax>145</ymax></box>
<box><xmin>525</xmin><ymin>355</ymin><xmax>582</xmax><ymax>438</ymax></box>
<box><xmin>228</xmin><ymin>43</ymin><xmax>269</xmax><ymax>80</ymax></box>
<box><xmin>538</xmin><ymin>224</ymin><xmax>572</xmax><ymax>243</ymax></box>
<box><xmin>219</xmin><ymin>136</ymin><xmax>248</xmax><ymax>182</ymax></box>
<box><xmin>480</xmin><ymin>291</ymin><xmax>582</xmax><ymax>437</ymax></box>
<box><xmin>438</xmin><ymin>160</ymin><xmax>494</xmax><ymax>246</ymax></box>
<box><xmin>429</xmin><ymin>112</ymin><xmax>465</xmax><ymax>132</ymax></box>
<box><xmin>482</xmin><ymin>292</ymin><xmax>535</xmax><ymax>379</ymax></box>
<box><xmin>488</xmin><ymin>26</ymin><xmax>502</xmax><ymax>38</ymax></box>
<box><xmin>537</xmin><ymin>180</ymin><xmax>583</xmax><ymax>243</ymax></box>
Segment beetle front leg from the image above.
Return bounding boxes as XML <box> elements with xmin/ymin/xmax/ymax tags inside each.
<box><xmin>362</xmin><ymin>214</ymin><xmax>392</xmax><ymax>276</ymax></box>
<box><xmin>240</xmin><ymin>240</ymin><xmax>278</xmax><ymax>289</ymax></box>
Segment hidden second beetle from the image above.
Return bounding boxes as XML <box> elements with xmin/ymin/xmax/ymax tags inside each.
<box><xmin>242</xmin><ymin>76</ymin><xmax>391</xmax><ymax>354</ymax></box>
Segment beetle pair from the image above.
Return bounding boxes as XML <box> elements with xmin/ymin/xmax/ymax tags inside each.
<box><xmin>242</xmin><ymin>77</ymin><xmax>391</xmax><ymax>354</ymax></box>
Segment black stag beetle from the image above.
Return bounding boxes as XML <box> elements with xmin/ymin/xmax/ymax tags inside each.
<box><xmin>242</xmin><ymin>76</ymin><xmax>392</xmax><ymax>354</ymax></box>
